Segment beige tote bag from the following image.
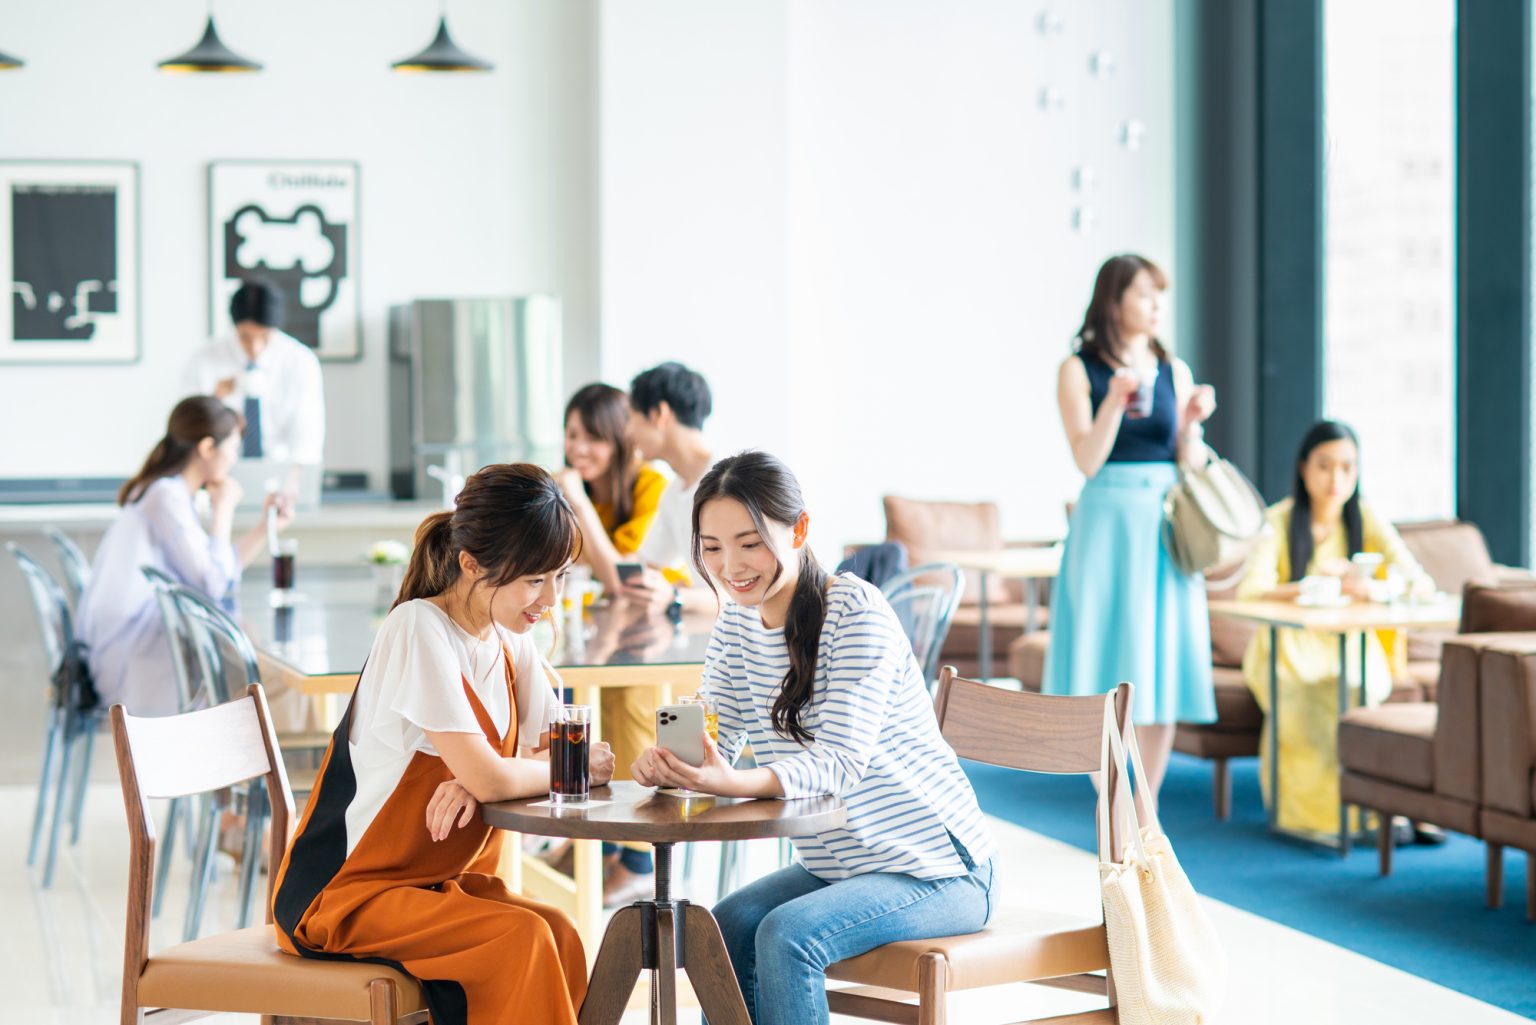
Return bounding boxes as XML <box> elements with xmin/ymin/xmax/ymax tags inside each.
<box><xmin>1098</xmin><ymin>697</ymin><xmax>1228</xmax><ymax>1025</ymax></box>
<box><xmin>1161</xmin><ymin>454</ymin><xmax>1267</xmax><ymax>580</ymax></box>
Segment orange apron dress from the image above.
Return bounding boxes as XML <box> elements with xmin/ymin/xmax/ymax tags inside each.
<box><xmin>272</xmin><ymin>653</ymin><xmax>587</xmax><ymax>1025</ymax></box>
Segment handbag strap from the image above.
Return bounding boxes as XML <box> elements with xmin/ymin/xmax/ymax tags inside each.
<box><xmin>1097</xmin><ymin>694</ymin><xmax>1159</xmax><ymax>868</ymax></box>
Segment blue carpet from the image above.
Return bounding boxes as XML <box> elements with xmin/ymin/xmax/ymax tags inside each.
<box><xmin>965</xmin><ymin>753</ymin><xmax>1536</xmax><ymax>1018</ymax></box>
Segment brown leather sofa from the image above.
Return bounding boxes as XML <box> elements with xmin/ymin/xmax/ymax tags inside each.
<box><xmin>1339</xmin><ymin>579</ymin><xmax>1536</xmax><ymax>915</ymax></box>
<box><xmin>1479</xmin><ymin>639</ymin><xmax>1536</xmax><ymax>920</ymax></box>
<box><xmin>1338</xmin><ymin>635</ymin><xmax>1495</xmax><ymax>876</ymax></box>
<box><xmin>883</xmin><ymin>496</ymin><xmax>1050</xmax><ymax>679</ymax></box>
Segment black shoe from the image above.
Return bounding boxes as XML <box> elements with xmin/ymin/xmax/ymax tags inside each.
<box><xmin>1412</xmin><ymin>824</ymin><xmax>1448</xmax><ymax>846</ymax></box>
<box><xmin>1391</xmin><ymin>819</ymin><xmax>1415</xmax><ymax>847</ymax></box>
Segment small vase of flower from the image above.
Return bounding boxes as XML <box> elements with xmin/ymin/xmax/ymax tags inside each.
<box><xmin>368</xmin><ymin>540</ymin><xmax>410</xmax><ymax>604</ymax></box>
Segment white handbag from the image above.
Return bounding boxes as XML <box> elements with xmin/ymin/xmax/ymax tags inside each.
<box><xmin>1098</xmin><ymin>696</ymin><xmax>1228</xmax><ymax>1025</ymax></box>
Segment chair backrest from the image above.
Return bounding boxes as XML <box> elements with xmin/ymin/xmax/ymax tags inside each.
<box><xmin>882</xmin><ymin>495</ymin><xmax>1006</xmax><ymax>605</ymax></box>
<box><xmin>8</xmin><ymin>541</ymin><xmax>72</xmax><ymax>675</ymax></box>
<box><xmin>112</xmin><ymin>686</ymin><xmax>295</xmax><ymax>978</ymax></box>
<box><xmin>43</xmin><ymin>525</ymin><xmax>92</xmax><ymax>608</ymax></box>
<box><xmin>168</xmin><ymin>585</ymin><xmax>261</xmax><ymax>707</ymax></box>
<box><xmin>882</xmin><ymin>562</ymin><xmax>965</xmax><ymax>684</ymax></box>
<box><xmin>140</xmin><ymin>567</ymin><xmax>201</xmax><ymax>712</ymax></box>
<box><xmin>933</xmin><ymin>666</ymin><xmax>1134</xmax><ymax>862</ymax></box>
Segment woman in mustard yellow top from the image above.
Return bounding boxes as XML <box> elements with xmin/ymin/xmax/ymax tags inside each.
<box><xmin>558</xmin><ymin>383</ymin><xmax>667</xmax><ymax>589</ymax></box>
<box><xmin>556</xmin><ymin>382</ymin><xmax>668</xmax><ymax>902</ymax></box>
<box><xmin>1236</xmin><ymin>421</ymin><xmax>1431</xmax><ymax>835</ymax></box>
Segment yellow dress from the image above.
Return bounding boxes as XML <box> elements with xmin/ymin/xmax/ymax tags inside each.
<box><xmin>1237</xmin><ymin>498</ymin><xmax>1430</xmax><ymax>835</ymax></box>
<box><xmin>591</xmin><ymin>462</ymin><xmax>668</xmax><ymax>796</ymax></box>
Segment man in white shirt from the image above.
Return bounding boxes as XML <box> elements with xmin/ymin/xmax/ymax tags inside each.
<box><xmin>622</xmin><ymin>361</ymin><xmax>716</xmax><ymax>612</ymax></box>
<box><xmin>182</xmin><ymin>282</ymin><xmax>326</xmax><ymax>466</ymax></box>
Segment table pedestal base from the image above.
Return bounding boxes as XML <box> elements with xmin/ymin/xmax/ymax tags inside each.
<box><xmin>578</xmin><ymin>842</ymin><xmax>751</xmax><ymax>1025</ymax></box>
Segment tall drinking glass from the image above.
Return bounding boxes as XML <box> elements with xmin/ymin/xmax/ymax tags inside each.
<box><xmin>549</xmin><ymin>704</ymin><xmax>591</xmax><ymax>804</ymax></box>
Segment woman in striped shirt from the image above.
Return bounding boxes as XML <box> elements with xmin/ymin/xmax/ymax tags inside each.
<box><xmin>631</xmin><ymin>451</ymin><xmax>997</xmax><ymax>1025</ymax></box>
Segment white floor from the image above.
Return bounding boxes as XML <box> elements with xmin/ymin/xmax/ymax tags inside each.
<box><xmin>9</xmin><ymin>783</ymin><xmax>1527</xmax><ymax>1025</ymax></box>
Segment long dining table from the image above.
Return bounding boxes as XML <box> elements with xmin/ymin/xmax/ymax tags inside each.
<box><xmin>239</xmin><ymin>565</ymin><xmax>717</xmax><ymax>951</ymax></box>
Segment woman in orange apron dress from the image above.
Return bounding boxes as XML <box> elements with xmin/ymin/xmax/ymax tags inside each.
<box><xmin>271</xmin><ymin>464</ymin><xmax>615</xmax><ymax>1025</ymax></box>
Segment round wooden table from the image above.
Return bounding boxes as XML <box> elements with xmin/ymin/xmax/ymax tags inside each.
<box><xmin>483</xmin><ymin>780</ymin><xmax>846</xmax><ymax>1025</ymax></box>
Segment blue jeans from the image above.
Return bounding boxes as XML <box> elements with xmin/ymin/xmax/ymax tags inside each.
<box><xmin>712</xmin><ymin>854</ymin><xmax>995</xmax><ymax>1025</ymax></box>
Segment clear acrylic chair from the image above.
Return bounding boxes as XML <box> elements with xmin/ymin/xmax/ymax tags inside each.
<box><xmin>881</xmin><ymin>562</ymin><xmax>966</xmax><ymax>690</ymax></box>
<box><xmin>42</xmin><ymin>525</ymin><xmax>92</xmax><ymax>609</ymax></box>
<box><xmin>7</xmin><ymin>541</ymin><xmax>104</xmax><ymax>888</ymax></box>
<box><xmin>167</xmin><ymin>583</ymin><xmax>269</xmax><ymax>941</ymax></box>
<box><xmin>140</xmin><ymin>566</ymin><xmax>206</xmax><ymax>919</ymax></box>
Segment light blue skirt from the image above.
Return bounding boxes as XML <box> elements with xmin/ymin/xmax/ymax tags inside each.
<box><xmin>1042</xmin><ymin>462</ymin><xmax>1215</xmax><ymax>725</ymax></box>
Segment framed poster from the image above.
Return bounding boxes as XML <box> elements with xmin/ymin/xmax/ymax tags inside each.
<box><xmin>0</xmin><ymin>161</ymin><xmax>140</xmax><ymax>364</ymax></box>
<box><xmin>209</xmin><ymin>160</ymin><xmax>361</xmax><ymax>361</ymax></box>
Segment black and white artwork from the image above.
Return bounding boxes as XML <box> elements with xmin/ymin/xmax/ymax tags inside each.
<box><xmin>0</xmin><ymin>162</ymin><xmax>140</xmax><ymax>363</ymax></box>
<box><xmin>209</xmin><ymin>161</ymin><xmax>360</xmax><ymax>360</ymax></box>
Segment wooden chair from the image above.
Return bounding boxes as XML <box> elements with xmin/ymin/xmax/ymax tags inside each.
<box><xmin>824</xmin><ymin>667</ymin><xmax>1131</xmax><ymax>1025</ymax></box>
<box><xmin>112</xmin><ymin>684</ymin><xmax>427</xmax><ymax>1025</ymax></box>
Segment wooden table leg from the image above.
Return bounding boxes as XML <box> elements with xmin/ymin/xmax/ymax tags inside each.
<box><xmin>654</xmin><ymin>906</ymin><xmax>678</xmax><ymax>1023</ymax></box>
<box><xmin>682</xmin><ymin>904</ymin><xmax>752</xmax><ymax>1025</ymax></box>
<box><xmin>579</xmin><ymin>906</ymin><xmax>646</xmax><ymax>1025</ymax></box>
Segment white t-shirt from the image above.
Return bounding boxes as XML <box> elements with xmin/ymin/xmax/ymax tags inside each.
<box><xmin>341</xmin><ymin>599</ymin><xmax>560</xmax><ymax>856</ymax></box>
<box><xmin>637</xmin><ymin>473</ymin><xmax>699</xmax><ymax>572</ymax></box>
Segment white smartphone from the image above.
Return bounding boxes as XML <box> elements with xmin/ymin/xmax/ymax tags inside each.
<box><xmin>656</xmin><ymin>703</ymin><xmax>706</xmax><ymax>768</ymax></box>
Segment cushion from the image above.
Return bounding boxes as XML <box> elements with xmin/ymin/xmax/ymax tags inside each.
<box><xmin>135</xmin><ymin>925</ymin><xmax>425</xmax><ymax>1020</ymax></box>
<box><xmin>1395</xmin><ymin>519</ymin><xmax>1497</xmax><ymax>594</ymax></box>
<box><xmin>1007</xmin><ymin>631</ymin><xmax>1051</xmax><ymax>691</ymax></box>
<box><xmin>1338</xmin><ymin>703</ymin><xmax>1437</xmax><ymax>791</ymax></box>
<box><xmin>1460</xmin><ymin>580</ymin><xmax>1536</xmax><ymax>634</ymax></box>
<box><xmin>1210</xmin><ymin>666</ymin><xmax>1262</xmax><ymax>733</ymax></box>
<box><xmin>827</xmin><ymin>906</ymin><xmax>1106</xmax><ymax>992</ymax></box>
<box><xmin>1208</xmin><ymin>612</ymin><xmax>1258</xmax><ymax>669</ymax></box>
<box><xmin>884</xmin><ymin>496</ymin><xmax>1008</xmax><ymax>606</ymax></box>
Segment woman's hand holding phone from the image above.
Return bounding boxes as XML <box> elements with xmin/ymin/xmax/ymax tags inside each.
<box><xmin>632</xmin><ymin>733</ymin><xmax>736</xmax><ymax>795</ymax></box>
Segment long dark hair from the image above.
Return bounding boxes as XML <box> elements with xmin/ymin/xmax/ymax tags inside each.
<box><xmin>692</xmin><ymin>451</ymin><xmax>826</xmax><ymax>745</ymax></box>
<box><xmin>119</xmin><ymin>396</ymin><xmax>245</xmax><ymax>505</ymax></box>
<box><xmin>1074</xmin><ymin>254</ymin><xmax>1170</xmax><ymax>366</ymax></box>
<box><xmin>394</xmin><ymin>464</ymin><xmax>581</xmax><ymax>609</ymax></box>
<box><xmin>565</xmin><ymin>383</ymin><xmax>639</xmax><ymax>526</ymax></box>
<box><xmin>1288</xmin><ymin>420</ymin><xmax>1363</xmax><ymax>581</ymax></box>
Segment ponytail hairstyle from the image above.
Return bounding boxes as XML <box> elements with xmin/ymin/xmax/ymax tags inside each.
<box><xmin>1073</xmin><ymin>253</ymin><xmax>1170</xmax><ymax>366</ymax></box>
<box><xmin>1287</xmin><ymin>420</ymin><xmax>1363</xmax><ymax>581</ymax></box>
<box><xmin>393</xmin><ymin>463</ymin><xmax>582</xmax><ymax>609</ymax></box>
<box><xmin>691</xmin><ymin>451</ymin><xmax>826</xmax><ymax>745</ymax></box>
<box><xmin>119</xmin><ymin>396</ymin><xmax>245</xmax><ymax>505</ymax></box>
<box><xmin>564</xmin><ymin>383</ymin><xmax>641</xmax><ymax>525</ymax></box>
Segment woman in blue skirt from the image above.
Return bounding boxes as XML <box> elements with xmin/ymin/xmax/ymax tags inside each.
<box><xmin>1043</xmin><ymin>254</ymin><xmax>1218</xmax><ymax>800</ymax></box>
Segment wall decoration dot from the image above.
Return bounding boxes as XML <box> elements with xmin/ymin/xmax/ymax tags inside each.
<box><xmin>1035</xmin><ymin>8</ymin><xmax>1065</xmax><ymax>36</ymax></box>
<box><xmin>1038</xmin><ymin>86</ymin><xmax>1065</xmax><ymax>112</ymax></box>
<box><xmin>1120</xmin><ymin>119</ymin><xmax>1146</xmax><ymax>151</ymax></box>
<box><xmin>1071</xmin><ymin>165</ymin><xmax>1097</xmax><ymax>193</ymax></box>
<box><xmin>1090</xmin><ymin>50</ymin><xmax>1117</xmax><ymax>77</ymax></box>
<box><xmin>1071</xmin><ymin>206</ymin><xmax>1096</xmax><ymax>234</ymax></box>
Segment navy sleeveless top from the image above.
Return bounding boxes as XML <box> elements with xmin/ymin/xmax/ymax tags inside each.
<box><xmin>1079</xmin><ymin>351</ymin><xmax>1179</xmax><ymax>463</ymax></box>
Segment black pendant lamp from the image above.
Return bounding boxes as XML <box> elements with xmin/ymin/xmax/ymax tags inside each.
<box><xmin>159</xmin><ymin>14</ymin><xmax>262</xmax><ymax>73</ymax></box>
<box><xmin>0</xmin><ymin>49</ymin><xmax>22</xmax><ymax>71</ymax></box>
<box><xmin>392</xmin><ymin>11</ymin><xmax>493</xmax><ymax>73</ymax></box>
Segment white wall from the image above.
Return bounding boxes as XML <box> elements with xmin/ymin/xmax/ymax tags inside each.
<box><xmin>601</xmin><ymin>0</ymin><xmax>1176</xmax><ymax>555</ymax></box>
<box><xmin>0</xmin><ymin>0</ymin><xmax>598</xmax><ymax>488</ymax></box>
<box><xmin>598</xmin><ymin>0</ymin><xmax>793</xmax><ymax>462</ymax></box>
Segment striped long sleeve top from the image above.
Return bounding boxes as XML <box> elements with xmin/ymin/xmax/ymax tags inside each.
<box><xmin>701</xmin><ymin>573</ymin><xmax>997</xmax><ymax>881</ymax></box>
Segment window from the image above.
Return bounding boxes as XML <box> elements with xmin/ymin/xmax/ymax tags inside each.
<box><xmin>1323</xmin><ymin>0</ymin><xmax>1457</xmax><ymax>520</ymax></box>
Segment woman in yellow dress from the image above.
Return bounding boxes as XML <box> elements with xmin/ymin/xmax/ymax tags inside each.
<box><xmin>1237</xmin><ymin>420</ymin><xmax>1431</xmax><ymax>836</ymax></box>
<box><xmin>555</xmin><ymin>382</ymin><xmax>668</xmax><ymax>903</ymax></box>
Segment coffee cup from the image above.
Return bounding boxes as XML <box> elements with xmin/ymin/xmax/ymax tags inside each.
<box><xmin>1298</xmin><ymin>575</ymin><xmax>1342</xmax><ymax>603</ymax></box>
<box><xmin>1119</xmin><ymin>365</ymin><xmax>1157</xmax><ymax>418</ymax></box>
